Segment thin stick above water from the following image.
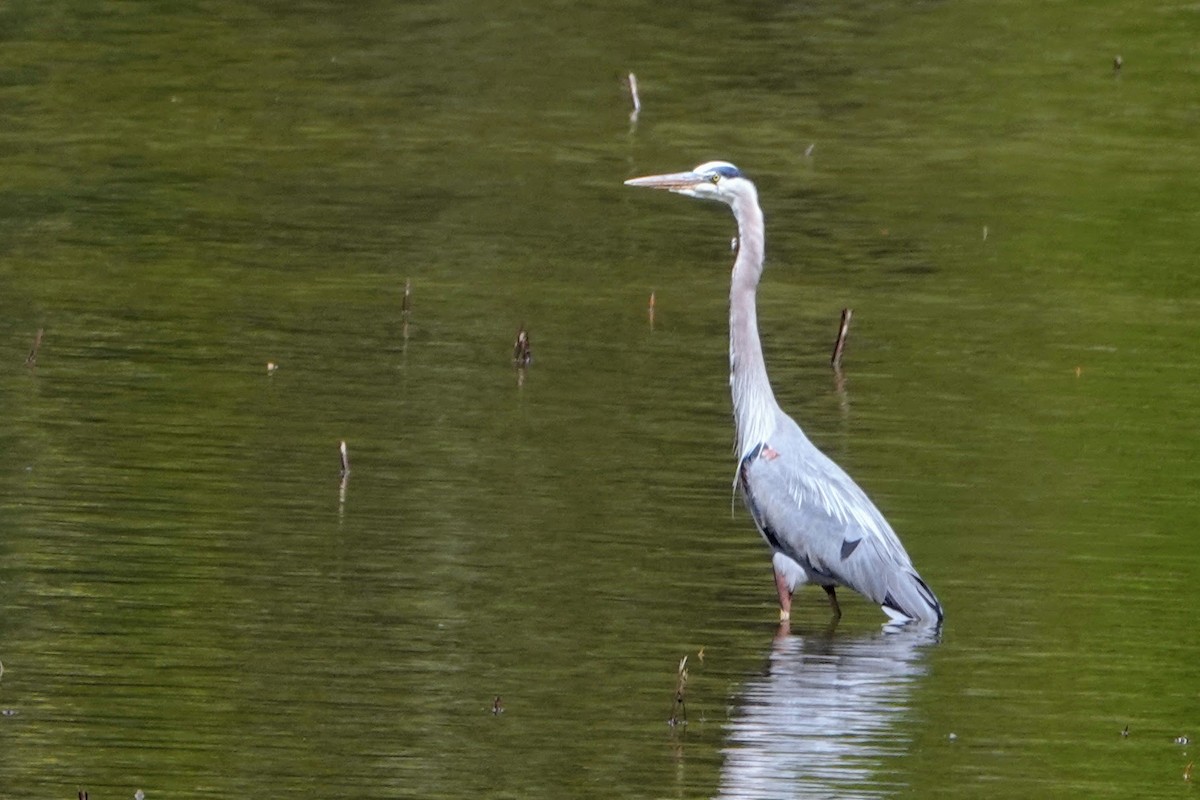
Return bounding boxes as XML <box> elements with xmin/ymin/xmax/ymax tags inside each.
<box><xmin>513</xmin><ymin>324</ymin><xmax>532</xmax><ymax>367</ymax></box>
<box><xmin>338</xmin><ymin>441</ymin><xmax>351</xmax><ymax>512</ymax></box>
<box><xmin>25</xmin><ymin>328</ymin><xmax>43</xmax><ymax>368</ymax></box>
<box><xmin>830</xmin><ymin>308</ymin><xmax>852</xmax><ymax>369</ymax></box>
<box><xmin>628</xmin><ymin>72</ymin><xmax>641</xmax><ymax>122</ymax></box>
<box><xmin>669</xmin><ymin>655</ymin><xmax>688</xmax><ymax>727</ymax></box>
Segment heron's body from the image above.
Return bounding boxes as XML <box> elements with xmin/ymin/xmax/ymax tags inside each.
<box><xmin>625</xmin><ymin>161</ymin><xmax>943</xmax><ymax>626</ymax></box>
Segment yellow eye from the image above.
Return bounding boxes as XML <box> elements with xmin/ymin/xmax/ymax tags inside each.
<box><xmin>710</xmin><ymin>174</ymin><xmax>721</xmax><ymax>184</ymax></box>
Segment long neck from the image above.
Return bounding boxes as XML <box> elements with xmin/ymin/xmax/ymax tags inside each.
<box><xmin>728</xmin><ymin>193</ymin><xmax>778</xmax><ymax>459</ymax></box>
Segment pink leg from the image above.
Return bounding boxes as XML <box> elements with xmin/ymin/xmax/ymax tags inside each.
<box><xmin>774</xmin><ymin>566</ymin><xmax>793</xmax><ymax>621</ymax></box>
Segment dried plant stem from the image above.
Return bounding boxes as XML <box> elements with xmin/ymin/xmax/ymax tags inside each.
<box><xmin>25</xmin><ymin>328</ymin><xmax>44</xmax><ymax>367</ymax></box>
<box><xmin>830</xmin><ymin>308</ymin><xmax>852</xmax><ymax>369</ymax></box>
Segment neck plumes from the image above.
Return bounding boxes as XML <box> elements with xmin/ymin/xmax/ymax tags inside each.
<box><xmin>728</xmin><ymin>192</ymin><xmax>778</xmax><ymax>460</ymax></box>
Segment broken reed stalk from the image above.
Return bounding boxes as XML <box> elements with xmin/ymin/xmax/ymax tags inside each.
<box><xmin>339</xmin><ymin>441</ymin><xmax>351</xmax><ymax>477</ymax></box>
<box><xmin>830</xmin><ymin>308</ymin><xmax>852</xmax><ymax>369</ymax></box>
<box><xmin>401</xmin><ymin>278</ymin><xmax>412</xmax><ymax>320</ymax></box>
<box><xmin>25</xmin><ymin>328</ymin><xmax>44</xmax><ymax>367</ymax></box>
<box><xmin>627</xmin><ymin>72</ymin><xmax>641</xmax><ymax>121</ymax></box>
<box><xmin>669</xmin><ymin>655</ymin><xmax>689</xmax><ymax>726</ymax></box>
<box><xmin>513</xmin><ymin>324</ymin><xmax>532</xmax><ymax>367</ymax></box>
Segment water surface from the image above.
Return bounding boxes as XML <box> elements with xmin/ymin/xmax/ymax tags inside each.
<box><xmin>1</xmin><ymin>1</ymin><xmax>1197</xmax><ymax>798</ymax></box>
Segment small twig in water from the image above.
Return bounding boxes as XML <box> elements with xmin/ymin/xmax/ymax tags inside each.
<box><xmin>338</xmin><ymin>441</ymin><xmax>351</xmax><ymax>511</ymax></box>
<box><xmin>627</xmin><ymin>72</ymin><xmax>641</xmax><ymax>122</ymax></box>
<box><xmin>669</xmin><ymin>656</ymin><xmax>689</xmax><ymax>727</ymax></box>
<box><xmin>830</xmin><ymin>308</ymin><xmax>853</xmax><ymax>370</ymax></box>
<box><xmin>400</xmin><ymin>278</ymin><xmax>413</xmax><ymax>344</ymax></box>
<box><xmin>513</xmin><ymin>324</ymin><xmax>532</xmax><ymax>367</ymax></box>
<box><xmin>24</xmin><ymin>328</ymin><xmax>43</xmax><ymax>368</ymax></box>
<box><xmin>492</xmin><ymin>696</ymin><xmax>504</xmax><ymax>715</ymax></box>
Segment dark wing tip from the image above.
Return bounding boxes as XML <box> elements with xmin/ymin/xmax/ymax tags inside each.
<box><xmin>883</xmin><ymin>573</ymin><xmax>944</xmax><ymax>624</ymax></box>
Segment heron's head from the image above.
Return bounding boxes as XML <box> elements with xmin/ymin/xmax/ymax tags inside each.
<box><xmin>624</xmin><ymin>160</ymin><xmax>752</xmax><ymax>207</ymax></box>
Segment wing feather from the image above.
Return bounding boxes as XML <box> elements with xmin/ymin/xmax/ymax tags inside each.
<box><xmin>739</xmin><ymin>415</ymin><xmax>942</xmax><ymax>623</ymax></box>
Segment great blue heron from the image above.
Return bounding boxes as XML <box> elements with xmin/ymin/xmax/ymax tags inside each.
<box><xmin>625</xmin><ymin>161</ymin><xmax>943</xmax><ymax>626</ymax></box>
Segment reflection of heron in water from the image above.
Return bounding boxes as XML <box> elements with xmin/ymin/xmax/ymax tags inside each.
<box><xmin>716</xmin><ymin>628</ymin><xmax>937</xmax><ymax>800</ymax></box>
<box><xmin>625</xmin><ymin>163</ymin><xmax>942</xmax><ymax>626</ymax></box>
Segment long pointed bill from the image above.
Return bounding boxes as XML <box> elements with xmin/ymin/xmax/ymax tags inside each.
<box><xmin>624</xmin><ymin>171</ymin><xmax>705</xmax><ymax>192</ymax></box>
